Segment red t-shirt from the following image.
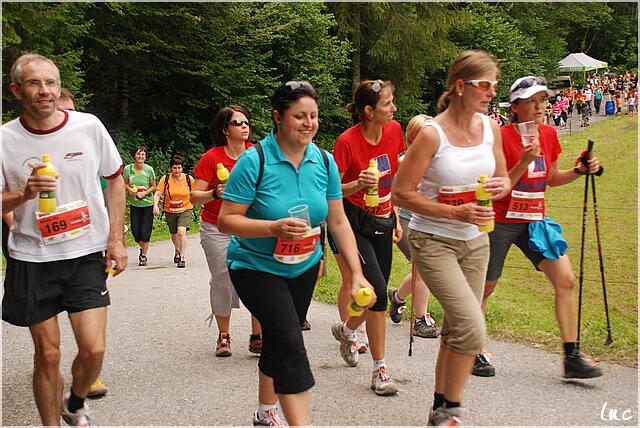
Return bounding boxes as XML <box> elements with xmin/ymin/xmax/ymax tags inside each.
<box><xmin>495</xmin><ymin>124</ymin><xmax>562</xmax><ymax>223</ymax></box>
<box><xmin>193</xmin><ymin>143</ymin><xmax>252</xmax><ymax>224</ymax></box>
<box><xmin>332</xmin><ymin>120</ymin><xmax>405</xmax><ymax>214</ymax></box>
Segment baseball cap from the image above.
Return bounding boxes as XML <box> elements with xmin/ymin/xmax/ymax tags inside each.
<box><xmin>509</xmin><ymin>76</ymin><xmax>550</xmax><ymax>102</ymax></box>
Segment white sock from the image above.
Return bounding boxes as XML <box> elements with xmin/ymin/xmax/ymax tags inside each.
<box><xmin>258</xmin><ymin>402</ymin><xmax>277</xmax><ymax>418</ymax></box>
<box><xmin>341</xmin><ymin>323</ymin><xmax>357</xmax><ymax>342</ymax></box>
<box><xmin>373</xmin><ymin>359</ymin><xmax>386</xmax><ymax>371</ymax></box>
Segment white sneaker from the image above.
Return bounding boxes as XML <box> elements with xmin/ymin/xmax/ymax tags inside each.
<box><xmin>370</xmin><ymin>365</ymin><xmax>399</xmax><ymax>396</ymax></box>
<box><xmin>61</xmin><ymin>394</ymin><xmax>94</xmax><ymax>427</ymax></box>
<box><xmin>331</xmin><ymin>322</ymin><xmax>359</xmax><ymax>367</ymax></box>
<box><xmin>253</xmin><ymin>408</ymin><xmax>286</xmax><ymax>427</ymax></box>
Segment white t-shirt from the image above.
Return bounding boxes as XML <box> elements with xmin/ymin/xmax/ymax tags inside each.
<box><xmin>409</xmin><ymin>114</ymin><xmax>496</xmax><ymax>241</ymax></box>
<box><xmin>1</xmin><ymin>110</ymin><xmax>123</xmax><ymax>262</ymax></box>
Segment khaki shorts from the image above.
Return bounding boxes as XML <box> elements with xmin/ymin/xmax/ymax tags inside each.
<box><xmin>165</xmin><ymin>209</ymin><xmax>192</xmax><ymax>234</ymax></box>
<box><xmin>408</xmin><ymin>229</ymin><xmax>489</xmax><ymax>354</ymax></box>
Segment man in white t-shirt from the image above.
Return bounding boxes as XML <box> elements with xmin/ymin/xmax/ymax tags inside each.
<box><xmin>1</xmin><ymin>53</ymin><xmax>127</xmax><ymax>426</ymax></box>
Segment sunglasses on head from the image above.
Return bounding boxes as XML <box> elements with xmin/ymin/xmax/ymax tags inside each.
<box><xmin>371</xmin><ymin>79</ymin><xmax>384</xmax><ymax>93</ymax></box>
<box><xmin>285</xmin><ymin>80</ymin><xmax>314</xmax><ymax>91</ymax></box>
<box><xmin>513</xmin><ymin>77</ymin><xmax>547</xmax><ymax>91</ymax></box>
<box><xmin>464</xmin><ymin>80</ymin><xmax>499</xmax><ymax>92</ymax></box>
<box><xmin>228</xmin><ymin>119</ymin><xmax>250</xmax><ymax>127</ymax></box>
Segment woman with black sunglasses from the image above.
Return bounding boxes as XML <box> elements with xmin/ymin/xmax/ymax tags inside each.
<box><xmin>329</xmin><ymin>79</ymin><xmax>404</xmax><ymax>396</ymax></box>
<box><xmin>476</xmin><ymin>75</ymin><xmax>603</xmax><ymax>380</ymax></box>
<box><xmin>392</xmin><ymin>50</ymin><xmax>510</xmax><ymax>425</ymax></box>
<box><xmin>190</xmin><ymin>105</ymin><xmax>263</xmax><ymax>359</ymax></box>
<box><xmin>218</xmin><ymin>82</ymin><xmax>372</xmax><ymax>426</ymax></box>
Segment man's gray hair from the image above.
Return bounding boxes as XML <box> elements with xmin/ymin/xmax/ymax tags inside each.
<box><xmin>10</xmin><ymin>53</ymin><xmax>60</xmax><ymax>85</ymax></box>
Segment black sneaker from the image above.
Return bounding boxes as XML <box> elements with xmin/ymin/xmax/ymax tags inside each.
<box><xmin>177</xmin><ymin>258</ymin><xmax>186</xmax><ymax>268</ymax></box>
<box><xmin>138</xmin><ymin>254</ymin><xmax>148</xmax><ymax>266</ymax></box>
<box><xmin>387</xmin><ymin>288</ymin><xmax>405</xmax><ymax>324</ymax></box>
<box><xmin>564</xmin><ymin>350</ymin><xmax>603</xmax><ymax>379</ymax></box>
<box><xmin>173</xmin><ymin>251</ymin><xmax>181</xmax><ymax>264</ymax></box>
<box><xmin>472</xmin><ymin>351</ymin><xmax>495</xmax><ymax>377</ymax></box>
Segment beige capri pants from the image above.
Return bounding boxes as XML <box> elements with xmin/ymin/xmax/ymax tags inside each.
<box><xmin>408</xmin><ymin>228</ymin><xmax>489</xmax><ymax>354</ymax></box>
<box><xmin>200</xmin><ymin>221</ymin><xmax>240</xmax><ymax>317</ymax></box>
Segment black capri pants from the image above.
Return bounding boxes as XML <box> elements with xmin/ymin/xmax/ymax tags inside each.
<box><xmin>335</xmin><ymin>200</ymin><xmax>393</xmax><ymax>312</ymax></box>
<box><xmin>229</xmin><ymin>263</ymin><xmax>319</xmax><ymax>394</ymax></box>
<box><xmin>130</xmin><ymin>205</ymin><xmax>154</xmax><ymax>243</ymax></box>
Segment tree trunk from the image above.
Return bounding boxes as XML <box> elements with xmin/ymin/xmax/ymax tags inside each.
<box><xmin>351</xmin><ymin>5</ymin><xmax>361</xmax><ymax>95</ymax></box>
<box><xmin>120</xmin><ymin>78</ymin><xmax>129</xmax><ymax>119</ymax></box>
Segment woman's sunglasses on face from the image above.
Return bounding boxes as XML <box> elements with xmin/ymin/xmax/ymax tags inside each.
<box><xmin>464</xmin><ymin>80</ymin><xmax>498</xmax><ymax>92</ymax></box>
<box><xmin>228</xmin><ymin>119</ymin><xmax>250</xmax><ymax>127</ymax></box>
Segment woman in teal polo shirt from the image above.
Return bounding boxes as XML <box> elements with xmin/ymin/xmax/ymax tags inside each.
<box><xmin>218</xmin><ymin>81</ymin><xmax>374</xmax><ymax>427</ymax></box>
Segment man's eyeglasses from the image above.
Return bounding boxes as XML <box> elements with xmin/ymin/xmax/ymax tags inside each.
<box><xmin>371</xmin><ymin>79</ymin><xmax>384</xmax><ymax>93</ymax></box>
<box><xmin>513</xmin><ymin>77</ymin><xmax>547</xmax><ymax>91</ymax></box>
<box><xmin>285</xmin><ymin>81</ymin><xmax>314</xmax><ymax>91</ymax></box>
<box><xmin>228</xmin><ymin>119</ymin><xmax>250</xmax><ymax>127</ymax></box>
<box><xmin>464</xmin><ymin>80</ymin><xmax>499</xmax><ymax>92</ymax></box>
<box><xmin>20</xmin><ymin>79</ymin><xmax>59</xmax><ymax>89</ymax></box>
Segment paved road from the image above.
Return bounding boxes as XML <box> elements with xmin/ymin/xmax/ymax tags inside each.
<box><xmin>2</xmin><ymin>234</ymin><xmax>637</xmax><ymax>426</ymax></box>
<box><xmin>555</xmin><ymin>97</ymin><xmax>617</xmax><ymax>138</ymax></box>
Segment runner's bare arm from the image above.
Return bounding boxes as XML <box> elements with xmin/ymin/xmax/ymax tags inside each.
<box><xmin>218</xmin><ymin>200</ymin><xmax>308</xmax><ymax>240</ymax></box>
<box><xmin>326</xmin><ymin>199</ymin><xmax>377</xmax><ymax>306</ymax></box>
<box><xmin>190</xmin><ymin>178</ymin><xmax>223</xmax><ymax>205</ymax></box>
<box><xmin>484</xmin><ymin>120</ymin><xmax>511</xmax><ymax>200</ymax></box>
<box><xmin>548</xmin><ymin>155</ymin><xmax>601</xmax><ymax>187</ymax></box>
<box><xmin>105</xmin><ymin>174</ymin><xmax>128</xmax><ymax>275</ymax></box>
<box><xmin>2</xmin><ymin>164</ymin><xmax>55</xmax><ymax>213</ymax></box>
<box><xmin>340</xmin><ymin>169</ymin><xmax>378</xmax><ymax>198</ymax></box>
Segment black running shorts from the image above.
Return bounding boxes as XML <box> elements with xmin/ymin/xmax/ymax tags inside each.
<box><xmin>2</xmin><ymin>251</ymin><xmax>110</xmax><ymax>327</ymax></box>
<box><xmin>486</xmin><ymin>222</ymin><xmax>545</xmax><ymax>282</ymax></box>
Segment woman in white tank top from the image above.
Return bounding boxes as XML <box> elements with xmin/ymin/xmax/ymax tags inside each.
<box><xmin>392</xmin><ymin>50</ymin><xmax>510</xmax><ymax>426</ymax></box>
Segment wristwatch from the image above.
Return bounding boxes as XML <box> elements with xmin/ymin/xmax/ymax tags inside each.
<box><xmin>211</xmin><ymin>184</ymin><xmax>220</xmax><ymax>200</ymax></box>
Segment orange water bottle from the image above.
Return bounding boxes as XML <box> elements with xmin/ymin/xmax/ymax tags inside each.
<box><xmin>476</xmin><ymin>174</ymin><xmax>494</xmax><ymax>232</ymax></box>
<box><xmin>37</xmin><ymin>154</ymin><xmax>57</xmax><ymax>213</ymax></box>
<box><xmin>364</xmin><ymin>159</ymin><xmax>379</xmax><ymax>207</ymax></box>
<box><xmin>348</xmin><ymin>288</ymin><xmax>374</xmax><ymax>317</ymax></box>
<box><xmin>216</xmin><ymin>163</ymin><xmax>230</xmax><ymax>184</ymax></box>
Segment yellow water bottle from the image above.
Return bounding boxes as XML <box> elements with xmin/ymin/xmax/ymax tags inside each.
<box><xmin>476</xmin><ymin>174</ymin><xmax>494</xmax><ymax>232</ymax></box>
<box><xmin>364</xmin><ymin>159</ymin><xmax>379</xmax><ymax>207</ymax></box>
<box><xmin>216</xmin><ymin>163</ymin><xmax>230</xmax><ymax>184</ymax></box>
<box><xmin>348</xmin><ymin>288</ymin><xmax>374</xmax><ymax>317</ymax></box>
<box><xmin>37</xmin><ymin>154</ymin><xmax>57</xmax><ymax>213</ymax></box>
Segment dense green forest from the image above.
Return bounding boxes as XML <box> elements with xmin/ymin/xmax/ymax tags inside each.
<box><xmin>3</xmin><ymin>2</ymin><xmax>637</xmax><ymax>172</ymax></box>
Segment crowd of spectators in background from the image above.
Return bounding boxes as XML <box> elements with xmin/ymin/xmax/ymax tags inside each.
<box><xmin>486</xmin><ymin>69</ymin><xmax>638</xmax><ymax>129</ymax></box>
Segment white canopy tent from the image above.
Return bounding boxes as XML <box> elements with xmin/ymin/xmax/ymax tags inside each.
<box><xmin>558</xmin><ymin>53</ymin><xmax>608</xmax><ymax>72</ymax></box>
<box><xmin>558</xmin><ymin>52</ymin><xmax>609</xmax><ymax>86</ymax></box>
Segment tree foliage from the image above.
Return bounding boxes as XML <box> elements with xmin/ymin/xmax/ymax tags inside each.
<box><xmin>2</xmin><ymin>2</ymin><xmax>637</xmax><ymax>161</ymax></box>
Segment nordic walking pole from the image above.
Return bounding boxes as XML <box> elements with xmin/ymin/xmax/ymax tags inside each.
<box><xmin>590</xmin><ymin>171</ymin><xmax>613</xmax><ymax>345</ymax></box>
<box><xmin>408</xmin><ymin>263</ymin><xmax>416</xmax><ymax>357</ymax></box>
<box><xmin>576</xmin><ymin>140</ymin><xmax>593</xmax><ymax>348</ymax></box>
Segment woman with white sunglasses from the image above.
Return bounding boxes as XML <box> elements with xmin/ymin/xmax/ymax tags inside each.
<box><xmin>392</xmin><ymin>50</ymin><xmax>510</xmax><ymax>425</ymax></box>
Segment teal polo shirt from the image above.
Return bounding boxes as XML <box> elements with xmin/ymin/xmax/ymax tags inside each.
<box><xmin>224</xmin><ymin>129</ymin><xmax>342</xmax><ymax>278</ymax></box>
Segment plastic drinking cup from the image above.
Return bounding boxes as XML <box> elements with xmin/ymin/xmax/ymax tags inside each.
<box><xmin>517</xmin><ymin>121</ymin><xmax>538</xmax><ymax>148</ymax></box>
<box><xmin>288</xmin><ymin>204</ymin><xmax>311</xmax><ymax>226</ymax></box>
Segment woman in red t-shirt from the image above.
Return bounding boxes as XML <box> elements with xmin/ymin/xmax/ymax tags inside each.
<box><xmin>191</xmin><ymin>105</ymin><xmax>262</xmax><ymax>358</ymax></box>
<box><xmin>330</xmin><ymin>79</ymin><xmax>405</xmax><ymax>396</ymax></box>
<box><xmin>477</xmin><ymin>76</ymin><xmax>603</xmax><ymax>380</ymax></box>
